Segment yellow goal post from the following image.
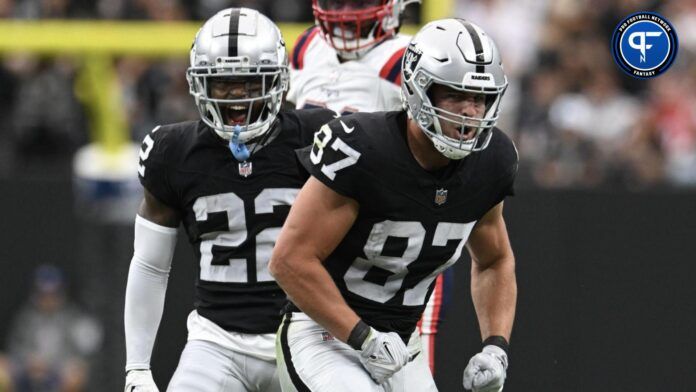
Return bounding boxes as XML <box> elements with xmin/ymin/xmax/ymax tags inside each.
<box><xmin>0</xmin><ymin>0</ymin><xmax>453</xmax><ymax>156</ymax></box>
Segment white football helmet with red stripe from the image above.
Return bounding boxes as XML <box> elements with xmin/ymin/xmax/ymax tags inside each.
<box><xmin>312</xmin><ymin>0</ymin><xmax>420</xmax><ymax>60</ymax></box>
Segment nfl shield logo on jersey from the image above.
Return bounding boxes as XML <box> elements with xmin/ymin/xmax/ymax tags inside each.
<box><xmin>435</xmin><ymin>188</ymin><xmax>448</xmax><ymax>205</ymax></box>
<box><xmin>238</xmin><ymin>161</ymin><xmax>253</xmax><ymax>177</ymax></box>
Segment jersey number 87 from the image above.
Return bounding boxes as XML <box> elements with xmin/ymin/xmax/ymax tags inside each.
<box><xmin>310</xmin><ymin>124</ymin><xmax>361</xmax><ymax>181</ymax></box>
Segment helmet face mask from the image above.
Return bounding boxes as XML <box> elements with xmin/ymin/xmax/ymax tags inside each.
<box><xmin>312</xmin><ymin>0</ymin><xmax>419</xmax><ymax>59</ymax></box>
<box><xmin>401</xmin><ymin>19</ymin><xmax>507</xmax><ymax>160</ymax></box>
<box><xmin>188</xmin><ymin>66</ymin><xmax>287</xmax><ymax>142</ymax></box>
<box><xmin>187</xmin><ymin>8</ymin><xmax>289</xmax><ymax>143</ymax></box>
<box><xmin>416</xmin><ymin>75</ymin><xmax>504</xmax><ymax>157</ymax></box>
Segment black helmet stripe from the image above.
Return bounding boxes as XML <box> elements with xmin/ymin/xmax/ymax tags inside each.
<box><xmin>228</xmin><ymin>8</ymin><xmax>241</xmax><ymax>57</ymax></box>
<box><xmin>458</xmin><ymin>19</ymin><xmax>485</xmax><ymax>73</ymax></box>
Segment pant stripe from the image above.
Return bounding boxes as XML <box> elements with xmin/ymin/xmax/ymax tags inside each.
<box><xmin>279</xmin><ymin>314</ymin><xmax>312</xmax><ymax>392</ymax></box>
<box><xmin>418</xmin><ymin>273</ymin><xmax>444</xmax><ymax>373</ymax></box>
<box><xmin>429</xmin><ymin>275</ymin><xmax>444</xmax><ymax>371</ymax></box>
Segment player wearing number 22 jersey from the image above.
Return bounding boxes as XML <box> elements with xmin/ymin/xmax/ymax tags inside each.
<box><xmin>138</xmin><ymin>108</ymin><xmax>333</xmax><ymax>332</ymax></box>
<box><xmin>123</xmin><ymin>8</ymin><xmax>335</xmax><ymax>392</ymax></box>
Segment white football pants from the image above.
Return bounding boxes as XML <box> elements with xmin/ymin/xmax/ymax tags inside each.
<box><xmin>167</xmin><ymin>339</ymin><xmax>281</xmax><ymax>392</ymax></box>
<box><xmin>276</xmin><ymin>313</ymin><xmax>438</xmax><ymax>392</ymax></box>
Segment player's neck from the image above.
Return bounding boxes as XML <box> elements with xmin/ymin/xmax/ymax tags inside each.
<box><xmin>405</xmin><ymin>119</ymin><xmax>450</xmax><ymax>171</ymax></box>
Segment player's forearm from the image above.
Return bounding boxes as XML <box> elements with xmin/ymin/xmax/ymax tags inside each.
<box><xmin>271</xmin><ymin>256</ymin><xmax>360</xmax><ymax>342</ymax></box>
<box><xmin>124</xmin><ymin>215</ymin><xmax>177</xmax><ymax>370</ymax></box>
<box><xmin>470</xmin><ymin>256</ymin><xmax>517</xmax><ymax>341</ymax></box>
<box><xmin>124</xmin><ymin>259</ymin><xmax>169</xmax><ymax>369</ymax></box>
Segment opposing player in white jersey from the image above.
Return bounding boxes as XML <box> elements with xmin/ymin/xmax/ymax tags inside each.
<box><xmin>288</xmin><ymin>0</ymin><xmax>417</xmax><ymax>115</ymax></box>
<box><xmin>288</xmin><ymin>0</ymin><xmax>449</xmax><ymax>375</ymax></box>
<box><xmin>122</xmin><ymin>8</ymin><xmax>335</xmax><ymax>392</ymax></box>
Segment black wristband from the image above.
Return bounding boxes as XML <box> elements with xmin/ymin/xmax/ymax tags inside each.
<box><xmin>483</xmin><ymin>335</ymin><xmax>509</xmax><ymax>357</ymax></box>
<box><xmin>347</xmin><ymin>320</ymin><xmax>371</xmax><ymax>350</ymax></box>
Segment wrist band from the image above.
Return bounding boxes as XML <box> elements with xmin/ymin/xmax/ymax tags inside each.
<box><xmin>483</xmin><ymin>335</ymin><xmax>509</xmax><ymax>357</ymax></box>
<box><xmin>347</xmin><ymin>320</ymin><xmax>370</xmax><ymax>350</ymax></box>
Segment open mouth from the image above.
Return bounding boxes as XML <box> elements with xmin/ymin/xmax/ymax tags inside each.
<box><xmin>329</xmin><ymin>20</ymin><xmax>377</xmax><ymax>41</ymax></box>
<box><xmin>224</xmin><ymin>104</ymin><xmax>250</xmax><ymax>126</ymax></box>
<box><xmin>454</xmin><ymin>124</ymin><xmax>478</xmax><ymax>141</ymax></box>
<box><xmin>333</xmin><ymin>25</ymin><xmax>357</xmax><ymax>40</ymax></box>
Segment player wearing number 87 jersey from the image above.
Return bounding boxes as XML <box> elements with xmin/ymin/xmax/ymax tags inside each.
<box><xmin>270</xmin><ymin>19</ymin><xmax>517</xmax><ymax>392</ymax></box>
<box><xmin>291</xmin><ymin>0</ymin><xmax>448</xmax><ymax>374</ymax></box>
<box><xmin>123</xmin><ymin>8</ymin><xmax>335</xmax><ymax>392</ymax></box>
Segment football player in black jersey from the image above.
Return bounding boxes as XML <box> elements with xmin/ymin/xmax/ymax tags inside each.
<box><xmin>123</xmin><ymin>8</ymin><xmax>335</xmax><ymax>392</ymax></box>
<box><xmin>270</xmin><ymin>19</ymin><xmax>517</xmax><ymax>392</ymax></box>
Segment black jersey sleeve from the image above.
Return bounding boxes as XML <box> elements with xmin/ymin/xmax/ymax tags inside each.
<box><xmin>490</xmin><ymin>128</ymin><xmax>519</xmax><ymax>204</ymax></box>
<box><xmin>287</xmin><ymin>108</ymin><xmax>338</xmax><ymax>147</ymax></box>
<box><xmin>282</xmin><ymin>108</ymin><xmax>337</xmax><ymax>182</ymax></box>
<box><xmin>137</xmin><ymin>125</ymin><xmax>179</xmax><ymax>209</ymax></box>
<box><xmin>296</xmin><ymin>115</ymin><xmax>366</xmax><ymax>200</ymax></box>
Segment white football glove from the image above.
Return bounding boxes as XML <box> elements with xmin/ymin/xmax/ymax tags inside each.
<box><xmin>463</xmin><ymin>345</ymin><xmax>508</xmax><ymax>392</ymax></box>
<box><xmin>125</xmin><ymin>369</ymin><xmax>159</xmax><ymax>392</ymax></box>
<box><xmin>358</xmin><ymin>328</ymin><xmax>410</xmax><ymax>384</ymax></box>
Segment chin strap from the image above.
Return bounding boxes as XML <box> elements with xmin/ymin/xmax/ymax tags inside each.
<box><xmin>229</xmin><ymin>125</ymin><xmax>250</xmax><ymax>161</ymax></box>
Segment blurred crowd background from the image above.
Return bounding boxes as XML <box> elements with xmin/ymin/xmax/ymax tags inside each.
<box><xmin>0</xmin><ymin>0</ymin><xmax>693</xmax><ymax>188</ymax></box>
<box><xmin>0</xmin><ymin>0</ymin><xmax>694</xmax><ymax>390</ymax></box>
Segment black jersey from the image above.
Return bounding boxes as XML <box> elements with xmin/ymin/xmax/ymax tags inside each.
<box><xmin>297</xmin><ymin>110</ymin><xmax>517</xmax><ymax>341</ymax></box>
<box><xmin>138</xmin><ymin>108</ymin><xmax>336</xmax><ymax>334</ymax></box>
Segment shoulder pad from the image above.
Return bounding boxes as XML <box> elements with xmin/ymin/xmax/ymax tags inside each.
<box><xmin>137</xmin><ymin>125</ymin><xmax>176</xmax><ymax>207</ymax></box>
<box><xmin>375</xmin><ymin>35</ymin><xmax>412</xmax><ymax>85</ymax></box>
<box><xmin>295</xmin><ymin>114</ymin><xmax>372</xmax><ymax>199</ymax></box>
<box><xmin>287</xmin><ymin>108</ymin><xmax>339</xmax><ymax>146</ymax></box>
<box><xmin>291</xmin><ymin>26</ymin><xmax>321</xmax><ymax>70</ymax></box>
<box><xmin>489</xmin><ymin>127</ymin><xmax>519</xmax><ymax>178</ymax></box>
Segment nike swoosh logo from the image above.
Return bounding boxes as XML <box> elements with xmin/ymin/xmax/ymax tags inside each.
<box><xmin>340</xmin><ymin>120</ymin><xmax>354</xmax><ymax>134</ymax></box>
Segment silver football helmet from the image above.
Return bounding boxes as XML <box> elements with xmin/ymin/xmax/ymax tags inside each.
<box><xmin>187</xmin><ymin>8</ymin><xmax>289</xmax><ymax>143</ymax></box>
<box><xmin>401</xmin><ymin>19</ymin><xmax>507</xmax><ymax>159</ymax></box>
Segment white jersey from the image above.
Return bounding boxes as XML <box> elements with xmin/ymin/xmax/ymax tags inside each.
<box><xmin>288</xmin><ymin>26</ymin><xmax>411</xmax><ymax>114</ymax></box>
